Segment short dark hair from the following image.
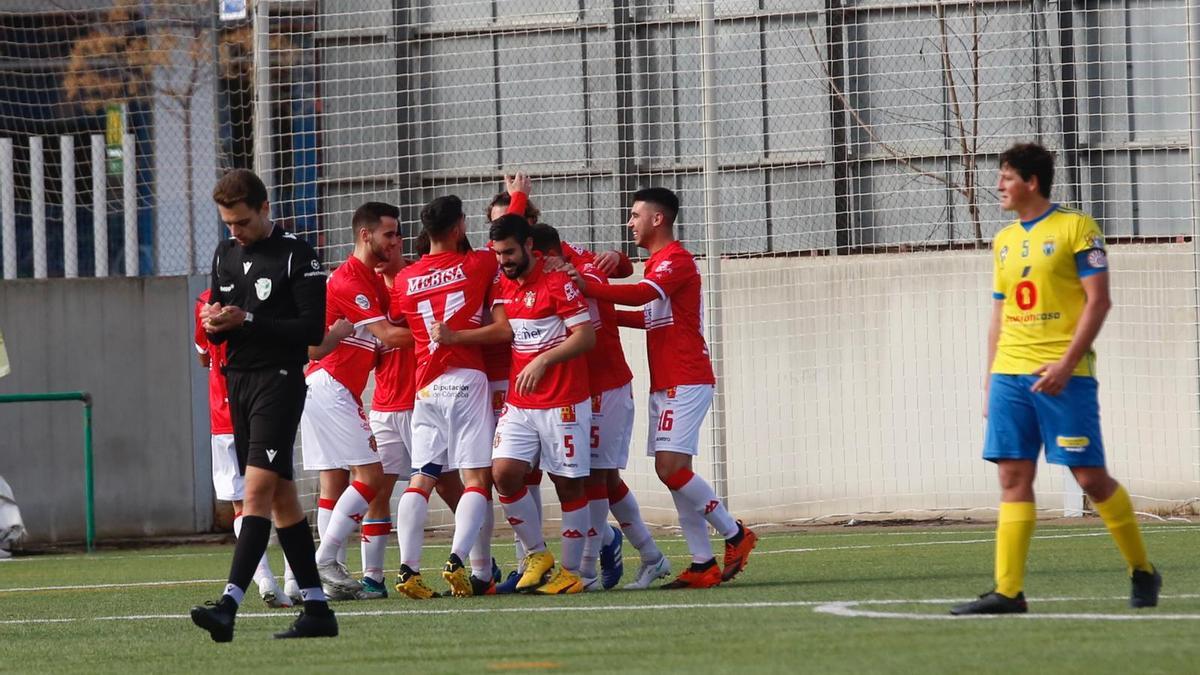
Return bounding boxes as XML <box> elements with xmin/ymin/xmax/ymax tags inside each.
<box><xmin>999</xmin><ymin>143</ymin><xmax>1055</xmax><ymax>198</ymax></box>
<box><xmin>415</xmin><ymin>229</ymin><xmax>431</xmax><ymax>256</ymax></box>
<box><xmin>489</xmin><ymin>213</ymin><xmax>531</xmax><ymax>246</ymax></box>
<box><xmin>213</xmin><ymin>169</ymin><xmax>269</xmax><ymax>210</ymax></box>
<box><xmin>420</xmin><ymin>195</ymin><xmax>464</xmax><ymax>238</ymax></box>
<box><xmin>529</xmin><ymin>223</ymin><xmax>562</xmax><ymax>255</ymax></box>
<box><xmin>487</xmin><ymin>191</ymin><xmax>540</xmax><ymax>223</ymax></box>
<box><xmin>352</xmin><ymin>201</ymin><xmax>400</xmax><ymax>234</ymax></box>
<box><xmin>632</xmin><ymin>187</ymin><xmax>680</xmax><ymax>224</ymax></box>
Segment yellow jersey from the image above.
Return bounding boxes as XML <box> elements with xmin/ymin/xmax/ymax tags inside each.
<box><xmin>990</xmin><ymin>205</ymin><xmax>1107</xmax><ymax>376</ymax></box>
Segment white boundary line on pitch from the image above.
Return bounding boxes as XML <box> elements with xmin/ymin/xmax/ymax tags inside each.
<box><xmin>814</xmin><ymin>594</ymin><xmax>1200</xmax><ymax>621</ymax></box>
<box><xmin>3</xmin><ymin>526</ymin><xmax>1197</xmax><ymax>594</ymax></box>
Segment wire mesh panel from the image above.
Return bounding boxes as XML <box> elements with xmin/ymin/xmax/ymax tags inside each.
<box><xmin>1</xmin><ymin>1</ymin><xmax>1196</xmax><ymax>528</ymax></box>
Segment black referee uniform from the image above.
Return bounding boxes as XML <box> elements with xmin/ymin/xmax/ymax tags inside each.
<box><xmin>207</xmin><ymin>226</ymin><xmax>325</xmax><ymax>481</ymax></box>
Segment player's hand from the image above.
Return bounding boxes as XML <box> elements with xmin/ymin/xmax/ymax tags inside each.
<box><xmin>198</xmin><ymin>352</ymin><xmax>211</xmax><ymax>369</ymax></box>
<box><xmin>542</xmin><ymin>255</ymin><xmax>566</xmax><ymax>273</ymax></box>
<box><xmin>515</xmin><ymin>355</ymin><xmax>548</xmax><ymax>396</ymax></box>
<box><xmin>1030</xmin><ymin>361</ymin><xmax>1071</xmax><ymax>396</ymax></box>
<box><xmin>563</xmin><ymin>264</ymin><xmax>586</xmax><ymax>292</ymax></box>
<box><xmin>329</xmin><ymin>318</ymin><xmax>354</xmax><ymax>341</ymax></box>
<box><xmin>430</xmin><ymin>321</ymin><xmax>457</xmax><ymax>345</ymax></box>
<box><xmin>505</xmin><ymin>172</ymin><xmax>531</xmax><ymax>196</ymax></box>
<box><xmin>199</xmin><ymin>302</ymin><xmax>222</xmax><ymax>323</ymax></box>
<box><xmin>368</xmin><ymin>435</ymin><xmax>378</xmax><ymax>453</ymax></box>
<box><xmin>205</xmin><ymin>305</ymin><xmax>246</xmax><ymax>333</ymax></box>
<box><xmin>593</xmin><ymin>250</ymin><xmax>620</xmax><ymax>275</ymax></box>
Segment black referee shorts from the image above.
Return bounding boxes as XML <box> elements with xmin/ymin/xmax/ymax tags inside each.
<box><xmin>225</xmin><ymin>366</ymin><xmax>306</xmax><ymax>481</ymax></box>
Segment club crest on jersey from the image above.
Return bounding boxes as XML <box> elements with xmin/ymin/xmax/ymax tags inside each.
<box><xmin>666</xmin><ymin>387</ymin><xmax>677</xmax><ymax>400</ymax></box>
<box><xmin>998</xmin><ymin>245</ymin><xmax>1008</xmax><ymax>263</ymax></box>
<box><xmin>591</xmin><ymin>395</ymin><xmax>602</xmax><ymax>414</ymax></box>
<box><xmin>560</xmin><ymin>405</ymin><xmax>576</xmax><ymax>423</ymax></box>
<box><xmin>1042</xmin><ymin>238</ymin><xmax>1055</xmax><ymax>256</ymax></box>
<box><xmin>355</xmin><ymin>293</ymin><xmax>371</xmax><ymax>310</ymax></box>
<box><xmin>523</xmin><ymin>291</ymin><xmax>537</xmax><ymax>308</ymax></box>
<box><xmin>255</xmin><ymin>277</ymin><xmax>272</xmax><ymax>300</ymax></box>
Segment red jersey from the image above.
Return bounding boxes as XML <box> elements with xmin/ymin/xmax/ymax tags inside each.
<box><xmin>372</xmin><ymin>278</ymin><xmax>417</xmax><ymax>412</ymax></box>
<box><xmin>195</xmin><ymin>289</ymin><xmax>233</xmax><ymax>435</ymax></box>
<box><xmin>307</xmin><ymin>254</ymin><xmax>389</xmax><ymax>399</ymax></box>
<box><xmin>578</xmin><ymin>262</ymin><xmax>634</xmax><ymax>395</ymax></box>
<box><xmin>639</xmin><ymin>241</ymin><xmax>715</xmax><ymax>391</ymax></box>
<box><xmin>493</xmin><ymin>258</ymin><xmax>592</xmax><ymax>409</ymax></box>
<box><xmin>396</xmin><ymin>249</ymin><xmax>496</xmax><ymax>389</ymax></box>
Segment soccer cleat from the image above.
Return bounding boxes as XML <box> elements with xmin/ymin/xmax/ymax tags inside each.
<box><xmin>1130</xmin><ymin>566</ymin><xmax>1162</xmax><ymax>608</ymax></box>
<box><xmin>949</xmin><ymin>591</ymin><xmax>1028</xmax><ymax>615</ymax></box>
<box><xmin>721</xmin><ymin>521</ymin><xmax>758</xmax><ymax>582</ymax></box>
<box><xmin>469</xmin><ymin>574</ymin><xmax>497</xmax><ymax>596</ymax></box>
<box><xmin>272</xmin><ymin>608</ymin><xmax>339</xmax><ymax>639</ymax></box>
<box><xmin>317</xmin><ymin>561</ymin><xmax>363</xmax><ymax>600</ymax></box>
<box><xmin>443</xmin><ymin>554</ymin><xmax>474</xmax><ymax>597</ymax></box>
<box><xmin>260</xmin><ymin>587</ymin><xmax>294</xmax><ymax>609</ymax></box>
<box><xmin>516</xmin><ymin>550</ymin><xmax>556</xmax><ymax>592</ymax></box>
<box><xmin>283</xmin><ymin>578</ymin><xmax>302</xmax><ymax>605</ymax></box>
<box><xmin>394</xmin><ymin>564</ymin><xmax>437</xmax><ymax>600</ymax></box>
<box><xmin>495</xmin><ymin>570</ymin><xmax>521</xmax><ymax>595</ymax></box>
<box><xmin>599</xmin><ymin>525</ymin><xmax>625</xmax><ymax>590</ymax></box>
<box><xmin>356</xmin><ymin>576</ymin><xmax>388</xmax><ymax>600</ymax></box>
<box><xmin>535</xmin><ymin>567</ymin><xmax>585</xmax><ymax>595</ymax></box>
<box><xmin>190</xmin><ymin>597</ymin><xmax>237</xmax><ymax>643</ymax></box>
<box><xmin>580</xmin><ymin>575</ymin><xmax>603</xmax><ymax>592</ymax></box>
<box><xmin>662</xmin><ymin>560</ymin><xmax>722</xmax><ymax>589</ymax></box>
<box><xmin>624</xmin><ymin>554</ymin><xmax>672</xmax><ymax>590</ymax></box>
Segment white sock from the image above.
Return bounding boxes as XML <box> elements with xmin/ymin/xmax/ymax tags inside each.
<box><xmin>317</xmin><ymin>498</ymin><xmax>335</xmax><ymax>552</ymax></box>
<box><xmin>451</xmin><ymin>488</ymin><xmax>489</xmax><ymax>564</ymax></box>
<box><xmin>499</xmin><ymin>487</ymin><xmax>545</xmax><ymax>555</ymax></box>
<box><xmin>395</xmin><ymin>486</ymin><xmax>430</xmax><ymax>571</ymax></box>
<box><xmin>469</xmin><ymin>493</ymin><xmax>495</xmax><ymax>579</ymax></box>
<box><xmin>581</xmin><ymin>488</ymin><xmax>610</xmax><ymax>578</ymax></box>
<box><xmin>316</xmin><ymin>481</ymin><xmax>374</xmax><ymax>566</ymax></box>
<box><xmin>361</xmin><ymin>519</ymin><xmax>391</xmax><ymax>582</ymax></box>
<box><xmin>667</xmin><ymin>469</ymin><xmax>738</xmax><ymax>539</ymax></box>
<box><xmin>671</xmin><ymin>490</ymin><xmax>714</xmax><ymax>564</ymax></box>
<box><xmin>560</xmin><ymin>497</ymin><xmax>589</xmax><ymax>573</ymax></box>
<box><xmin>610</xmin><ymin>481</ymin><xmax>662</xmax><ymax>564</ymax></box>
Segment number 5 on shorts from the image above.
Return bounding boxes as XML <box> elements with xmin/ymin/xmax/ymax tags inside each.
<box><xmin>564</xmin><ymin>435</ymin><xmax>575</xmax><ymax>458</ymax></box>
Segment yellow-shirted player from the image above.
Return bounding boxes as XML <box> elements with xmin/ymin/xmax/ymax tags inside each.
<box><xmin>951</xmin><ymin>143</ymin><xmax>1160</xmax><ymax>616</ymax></box>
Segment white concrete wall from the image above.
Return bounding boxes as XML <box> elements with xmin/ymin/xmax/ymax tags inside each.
<box><xmin>609</xmin><ymin>245</ymin><xmax>1200</xmax><ymax>524</ymax></box>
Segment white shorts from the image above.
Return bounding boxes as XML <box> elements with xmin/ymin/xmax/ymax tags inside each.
<box><xmin>368</xmin><ymin>409</ymin><xmax>413</xmax><ymax>477</ymax></box>
<box><xmin>494</xmin><ymin>399</ymin><xmax>592</xmax><ymax>479</ymax></box>
<box><xmin>488</xmin><ymin>379</ymin><xmax>508</xmax><ymax>425</ymax></box>
<box><xmin>411</xmin><ymin>367</ymin><xmax>492</xmax><ymax>473</ymax></box>
<box><xmin>210</xmin><ymin>433</ymin><xmax>244</xmax><ymax>501</ymax></box>
<box><xmin>646</xmin><ymin>384</ymin><xmax>712</xmax><ymax>457</ymax></box>
<box><xmin>300</xmin><ymin>369</ymin><xmax>378</xmax><ymax>470</ymax></box>
<box><xmin>589</xmin><ymin>383</ymin><xmax>635</xmax><ymax>470</ymax></box>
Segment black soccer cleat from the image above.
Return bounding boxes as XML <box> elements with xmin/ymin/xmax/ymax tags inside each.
<box><xmin>273</xmin><ymin>608</ymin><xmax>339</xmax><ymax>639</ymax></box>
<box><xmin>190</xmin><ymin>597</ymin><xmax>237</xmax><ymax>642</ymax></box>
<box><xmin>1130</xmin><ymin>566</ymin><xmax>1162</xmax><ymax>608</ymax></box>
<box><xmin>950</xmin><ymin>591</ymin><xmax>1028</xmax><ymax>616</ymax></box>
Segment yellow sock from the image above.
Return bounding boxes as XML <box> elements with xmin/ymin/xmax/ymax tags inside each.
<box><xmin>994</xmin><ymin>501</ymin><xmax>1036</xmax><ymax>598</ymax></box>
<box><xmin>1094</xmin><ymin>484</ymin><xmax>1153</xmax><ymax>574</ymax></box>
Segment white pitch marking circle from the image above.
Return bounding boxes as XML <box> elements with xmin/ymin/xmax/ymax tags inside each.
<box><xmin>814</xmin><ymin>594</ymin><xmax>1200</xmax><ymax>621</ymax></box>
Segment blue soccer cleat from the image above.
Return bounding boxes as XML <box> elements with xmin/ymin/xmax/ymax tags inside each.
<box><xmin>495</xmin><ymin>570</ymin><xmax>521</xmax><ymax>595</ymax></box>
<box><xmin>599</xmin><ymin>524</ymin><xmax>624</xmax><ymax>590</ymax></box>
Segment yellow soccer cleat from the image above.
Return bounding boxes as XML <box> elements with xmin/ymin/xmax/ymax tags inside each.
<box><xmin>515</xmin><ymin>550</ymin><xmax>556</xmax><ymax>592</ymax></box>
<box><xmin>534</xmin><ymin>567</ymin><xmax>584</xmax><ymax>595</ymax></box>
<box><xmin>394</xmin><ymin>564</ymin><xmax>436</xmax><ymax>600</ymax></box>
<box><xmin>442</xmin><ymin>554</ymin><xmax>474</xmax><ymax>597</ymax></box>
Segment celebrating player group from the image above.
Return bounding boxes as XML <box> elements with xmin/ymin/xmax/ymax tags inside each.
<box><xmin>191</xmin><ymin>169</ymin><xmax>757</xmax><ymax>641</ymax></box>
<box><xmin>190</xmin><ymin>141</ymin><xmax>1160</xmax><ymax>642</ymax></box>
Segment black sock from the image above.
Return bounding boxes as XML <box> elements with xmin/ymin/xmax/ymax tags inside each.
<box><xmin>689</xmin><ymin>558</ymin><xmax>718</xmax><ymax>572</ymax></box>
<box><xmin>277</xmin><ymin>518</ymin><xmax>328</xmax><ymax>609</ymax></box>
<box><xmin>726</xmin><ymin>523</ymin><xmax>745</xmax><ymax>547</ymax></box>
<box><xmin>227</xmin><ymin>515</ymin><xmax>271</xmax><ymax>594</ymax></box>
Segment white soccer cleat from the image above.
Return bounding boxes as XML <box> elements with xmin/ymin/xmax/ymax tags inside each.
<box><xmin>260</xmin><ymin>587</ymin><xmax>294</xmax><ymax>608</ymax></box>
<box><xmin>283</xmin><ymin>578</ymin><xmax>302</xmax><ymax>605</ymax></box>
<box><xmin>318</xmin><ymin>561</ymin><xmax>363</xmax><ymax>600</ymax></box>
<box><xmin>623</xmin><ymin>554</ymin><xmax>671</xmax><ymax>590</ymax></box>
<box><xmin>580</xmin><ymin>575</ymin><xmax>604</xmax><ymax>592</ymax></box>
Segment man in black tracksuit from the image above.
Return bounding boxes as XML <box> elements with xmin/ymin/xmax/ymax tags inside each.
<box><xmin>190</xmin><ymin>169</ymin><xmax>337</xmax><ymax>642</ymax></box>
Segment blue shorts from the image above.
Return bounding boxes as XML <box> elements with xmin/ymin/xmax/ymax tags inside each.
<box><xmin>983</xmin><ymin>374</ymin><xmax>1106</xmax><ymax>467</ymax></box>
